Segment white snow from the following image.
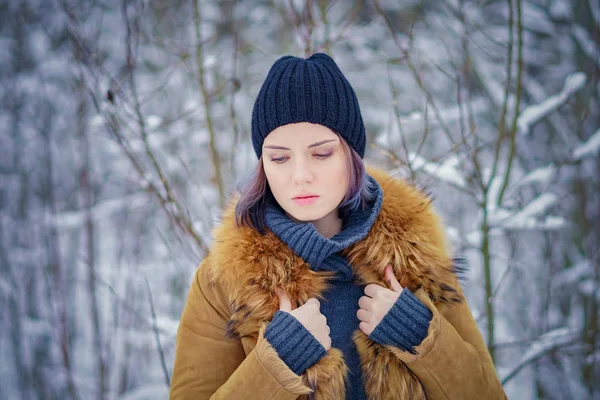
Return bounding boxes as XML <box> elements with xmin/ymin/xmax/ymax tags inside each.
<box><xmin>500</xmin><ymin>214</ymin><xmax>566</xmax><ymax>230</ymax></box>
<box><xmin>154</xmin><ymin>315</ymin><xmax>180</xmax><ymax>338</ymax></box>
<box><xmin>128</xmin><ymin>127</ymin><xmax>191</xmax><ymax>153</ymax></box>
<box><xmin>0</xmin><ymin>278</ymin><xmax>11</xmax><ymax>299</ymax></box>
<box><xmin>500</xmin><ymin>193</ymin><xmax>558</xmax><ymax>219</ymax></box>
<box><xmin>549</xmin><ymin>1</ymin><xmax>571</xmax><ymax>19</ymax></box>
<box><xmin>487</xmin><ymin>174</ymin><xmax>503</xmax><ymax>211</ymax></box>
<box><xmin>572</xmin><ymin>25</ymin><xmax>598</xmax><ymax>63</ymax></box>
<box><xmin>119</xmin><ymin>384</ymin><xmax>169</xmax><ymax>400</ymax></box>
<box><xmin>592</xmin><ymin>1</ymin><xmax>600</xmax><ymax>30</ymax></box>
<box><xmin>52</xmin><ymin>192</ymin><xmax>149</xmax><ymax>229</ymax></box>
<box><xmin>578</xmin><ymin>280</ymin><xmax>598</xmax><ymax>298</ymax></box>
<box><xmin>22</xmin><ymin>317</ymin><xmax>52</xmax><ymax>338</ymax></box>
<box><xmin>490</xmin><ymin>193</ymin><xmax>566</xmax><ymax>230</ymax></box>
<box><xmin>551</xmin><ymin>260</ymin><xmax>592</xmax><ymax>289</ymax></box>
<box><xmin>146</xmin><ymin>115</ymin><xmax>163</xmax><ymax>130</ymax></box>
<box><xmin>502</xmin><ymin>327</ymin><xmax>579</xmax><ymax>384</ymax></box>
<box><xmin>523</xmin><ymin>77</ymin><xmax>573</xmax><ymax>144</ymax></box>
<box><xmin>518</xmin><ymin>72</ymin><xmax>587</xmax><ymax>135</ymax></box>
<box><xmin>509</xmin><ymin>165</ymin><xmax>556</xmax><ymax>192</ymax></box>
<box><xmin>471</xmin><ymin>57</ymin><xmax>505</xmax><ymax>107</ymax></box>
<box><xmin>408</xmin><ymin>152</ymin><xmax>468</xmax><ymax>189</ymax></box>
<box><xmin>573</xmin><ymin>128</ymin><xmax>600</xmax><ymax>160</ymax></box>
<box><xmin>89</xmin><ymin>114</ymin><xmax>106</xmax><ymax>130</ymax></box>
<box><xmin>445</xmin><ymin>225</ymin><xmax>460</xmax><ymax>243</ymax></box>
<box><xmin>502</xmin><ymin>164</ymin><xmax>557</xmax><ymax>204</ymax></box>
<box><xmin>376</xmin><ymin>97</ymin><xmax>489</xmax><ymax>141</ymax></box>
<box><xmin>523</xmin><ymin>3</ymin><xmax>555</xmax><ymax>35</ymax></box>
<box><xmin>465</xmin><ymin>230</ymin><xmax>482</xmax><ymax>246</ymax></box>
<box><xmin>511</xmin><ymin>192</ymin><xmax>557</xmax><ymax>219</ymax></box>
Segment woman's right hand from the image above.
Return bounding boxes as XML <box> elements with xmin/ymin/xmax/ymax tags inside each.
<box><xmin>276</xmin><ymin>288</ymin><xmax>331</xmax><ymax>351</ymax></box>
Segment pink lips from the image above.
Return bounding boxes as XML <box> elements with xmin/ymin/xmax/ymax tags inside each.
<box><xmin>293</xmin><ymin>195</ymin><xmax>319</xmax><ymax>206</ymax></box>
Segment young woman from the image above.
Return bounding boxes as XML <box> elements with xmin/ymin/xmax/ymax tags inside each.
<box><xmin>170</xmin><ymin>53</ymin><xmax>506</xmax><ymax>400</ymax></box>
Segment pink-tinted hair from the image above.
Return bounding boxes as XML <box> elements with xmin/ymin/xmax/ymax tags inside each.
<box><xmin>235</xmin><ymin>134</ymin><xmax>377</xmax><ymax>233</ymax></box>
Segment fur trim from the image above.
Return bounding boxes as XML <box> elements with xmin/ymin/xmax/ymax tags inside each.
<box><xmin>345</xmin><ymin>167</ymin><xmax>462</xmax><ymax>304</ymax></box>
<box><xmin>300</xmin><ymin>349</ymin><xmax>348</xmax><ymax>400</ymax></box>
<box><xmin>354</xmin><ymin>330</ymin><xmax>427</xmax><ymax>400</ymax></box>
<box><xmin>206</xmin><ymin>165</ymin><xmax>463</xmax><ymax>399</ymax></box>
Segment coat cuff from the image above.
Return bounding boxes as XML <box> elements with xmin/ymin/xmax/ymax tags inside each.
<box><xmin>383</xmin><ymin>288</ymin><xmax>508</xmax><ymax>399</ymax></box>
<box><xmin>386</xmin><ymin>288</ymin><xmax>441</xmax><ymax>363</ymax></box>
<box><xmin>264</xmin><ymin>311</ymin><xmax>327</xmax><ymax>375</ymax></box>
<box><xmin>254</xmin><ymin>323</ymin><xmax>314</xmax><ymax>396</ymax></box>
<box><xmin>368</xmin><ymin>289</ymin><xmax>433</xmax><ymax>353</ymax></box>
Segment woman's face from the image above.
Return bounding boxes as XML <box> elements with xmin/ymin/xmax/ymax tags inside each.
<box><xmin>262</xmin><ymin>122</ymin><xmax>349</xmax><ymax>222</ymax></box>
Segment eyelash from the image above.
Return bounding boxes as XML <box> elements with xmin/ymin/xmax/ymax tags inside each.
<box><xmin>271</xmin><ymin>152</ymin><xmax>333</xmax><ymax>164</ymax></box>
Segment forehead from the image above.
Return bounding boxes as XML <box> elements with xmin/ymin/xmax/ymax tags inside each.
<box><xmin>264</xmin><ymin>122</ymin><xmax>338</xmax><ymax>145</ymax></box>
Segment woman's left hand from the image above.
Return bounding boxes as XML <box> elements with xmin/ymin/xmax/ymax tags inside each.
<box><xmin>357</xmin><ymin>265</ymin><xmax>404</xmax><ymax>335</ymax></box>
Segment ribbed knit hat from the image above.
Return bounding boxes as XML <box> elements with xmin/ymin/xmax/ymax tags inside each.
<box><xmin>251</xmin><ymin>53</ymin><xmax>366</xmax><ymax>159</ymax></box>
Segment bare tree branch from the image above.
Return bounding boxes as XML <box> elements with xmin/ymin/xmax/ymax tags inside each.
<box><xmin>193</xmin><ymin>0</ymin><xmax>226</xmax><ymax>209</ymax></box>
<box><xmin>144</xmin><ymin>278</ymin><xmax>171</xmax><ymax>388</ymax></box>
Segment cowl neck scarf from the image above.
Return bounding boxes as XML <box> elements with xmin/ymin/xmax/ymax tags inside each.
<box><xmin>265</xmin><ymin>175</ymin><xmax>384</xmax><ymax>281</ymax></box>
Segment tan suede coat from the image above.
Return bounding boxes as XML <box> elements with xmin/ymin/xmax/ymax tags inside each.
<box><xmin>170</xmin><ymin>166</ymin><xmax>507</xmax><ymax>400</ymax></box>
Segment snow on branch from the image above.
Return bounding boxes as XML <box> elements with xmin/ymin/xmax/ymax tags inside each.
<box><xmin>501</xmin><ymin>327</ymin><xmax>580</xmax><ymax>385</ymax></box>
<box><xmin>503</xmin><ymin>164</ymin><xmax>556</xmax><ymax>200</ymax></box>
<box><xmin>52</xmin><ymin>192</ymin><xmax>149</xmax><ymax>228</ymax></box>
<box><xmin>551</xmin><ymin>260</ymin><xmax>592</xmax><ymax>289</ymax></box>
<box><xmin>120</xmin><ymin>384</ymin><xmax>169</xmax><ymax>400</ymax></box>
<box><xmin>572</xmin><ymin>25</ymin><xmax>599</xmax><ymax>65</ymax></box>
<box><xmin>593</xmin><ymin>4</ymin><xmax>600</xmax><ymax>31</ymax></box>
<box><xmin>379</xmin><ymin>97</ymin><xmax>489</xmax><ymax>140</ymax></box>
<box><xmin>507</xmin><ymin>192</ymin><xmax>556</xmax><ymax>219</ymax></box>
<box><xmin>0</xmin><ymin>277</ymin><xmax>11</xmax><ymax>299</ymax></box>
<box><xmin>408</xmin><ymin>152</ymin><xmax>468</xmax><ymax>190</ymax></box>
<box><xmin>489</xmin><ymin>193</ymin><xmax>566</xmax><ymax>230</ymax></box>
<box><xmin>573</xmin><ymin>128</ymin><xmax>600</xmax><ymax>161</ymax></box>
<box><xmin>518</xmin><ymin>72</ymin><xmax>587</xmax><ymax>135</ymax></box>
<box><xmin>578</xmin><ymin>280</ymin><xmax>599</xmax><ymax>300</ymax></box>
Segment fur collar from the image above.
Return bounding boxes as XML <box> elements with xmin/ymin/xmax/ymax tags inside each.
<box><xmin>205</xmin><ymin>165</ymin><xmax>463</xmax><ymax>399</ymax></box>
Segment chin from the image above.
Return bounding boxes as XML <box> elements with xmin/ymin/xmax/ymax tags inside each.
<box><xmin>286</xmin><ymin>206</ymin><xmax>330</xmax><ymax>222</ymax></box>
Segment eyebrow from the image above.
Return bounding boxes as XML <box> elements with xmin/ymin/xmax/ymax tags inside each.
<box><xmin>263</xmin><ymin>139</ymin><xmax>337</xmax><ymax>150</ymax></box>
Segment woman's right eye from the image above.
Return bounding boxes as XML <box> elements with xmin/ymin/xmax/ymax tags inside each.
<box><xmin>271</xmin><ymin>156</ymin><xmax>288</xmax><ymax>164</ymax></box>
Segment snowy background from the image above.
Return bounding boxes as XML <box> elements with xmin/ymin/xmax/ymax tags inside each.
<box><xmin>1</xmin><ymin>0</ymin><xmax>598</xmax><ymax>399</ymax></box>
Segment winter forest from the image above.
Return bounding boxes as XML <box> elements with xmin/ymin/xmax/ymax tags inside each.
<box><xmin>0</xmin><ymin>0</ymin><xmax>598</xmax><ymax>399</ymax></box>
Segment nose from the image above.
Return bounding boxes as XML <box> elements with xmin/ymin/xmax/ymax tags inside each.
<box><xmin>291</xmin><ymin>158</ymin><xmax>314</xmax><ymax>185</ymax></box>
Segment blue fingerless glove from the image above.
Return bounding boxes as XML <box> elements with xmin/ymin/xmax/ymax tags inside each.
<box><xmin>264</xmin><ymin>310</ymin><xmax>327</xmax><ymax>375</ymax></box>
<box><xmin>368</xmin><ymin>289</ymin><xmax>433</xmax><ymax>354</ymax></box>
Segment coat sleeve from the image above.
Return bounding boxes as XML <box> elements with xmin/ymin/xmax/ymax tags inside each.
<box><xmin>387</xmin><ymin>288</ymin><xmax>507</xmax><ymax>400</ymax></box>
<box><xmin>170</xmin><ymin>259</ymin><xmax>313</xmax><ymax>400</ymax></box>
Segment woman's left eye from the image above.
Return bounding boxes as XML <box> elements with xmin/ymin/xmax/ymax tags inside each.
<box><xmin>314</xmin><ymin>152</ymin><xmax>333</xmax><ymax>159</ymax></box>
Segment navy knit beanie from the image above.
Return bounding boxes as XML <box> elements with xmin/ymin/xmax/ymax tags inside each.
<box><xmin>251</xmin><ymin>53</ymin><xmax>366</xmax><ymax>159</ymax></box>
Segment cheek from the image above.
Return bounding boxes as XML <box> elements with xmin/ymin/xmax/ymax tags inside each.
<box><xmin>264</xmin><ymin>165</ymin><xmax>287</xmax><ymax>193</ymax></box>
<box><xmin>324</xmin><ymin>159</ymin><xmax>349</xmax><ymax>194</ymax></box>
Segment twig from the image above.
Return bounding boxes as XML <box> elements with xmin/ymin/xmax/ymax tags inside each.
<box><xmin>501</xmin><ymin>329</ymin><xmax>581</xmax><ymax>385</ymax></box>
<box><xmin>64</xmin><ymin>5</ymin><xmax>210</xmax><ymax>255</ymax></box>
<box><xmin>415</xmin><ymin>101</ymin><xmax>431</xmax><ymax>157</ymax></box>
<box><xmin>326</xmin><ymin>1</ymin><xmax>363</xmax><ymax>47</ymax></box>
<box><xmin>372</xmin><ymin>0</ymin><xmax>457</xmax><ymax>147</ymax></box>
<box><xmin>193</xmin><ymin>0</ymin><xmax>226</xmax><ymax>208</ymax></box>
<box><xmin>386</xmin><ymin>61</ymin><xmax>414</xmax><ymax>179</ymax></box>
<box><xmin>228</xmin><ymin>11</ymin><xmax>241</xmax><ymax>174</ymax></box>
<box><xmin>145</xmin><ymin>278</ymin><xmax>171</xmax><ymax>387</ymax></box>
<box><xmin>497</xmin><ymin>0</ymin><xmax>524</xmax><ymax>205</ymax></box>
